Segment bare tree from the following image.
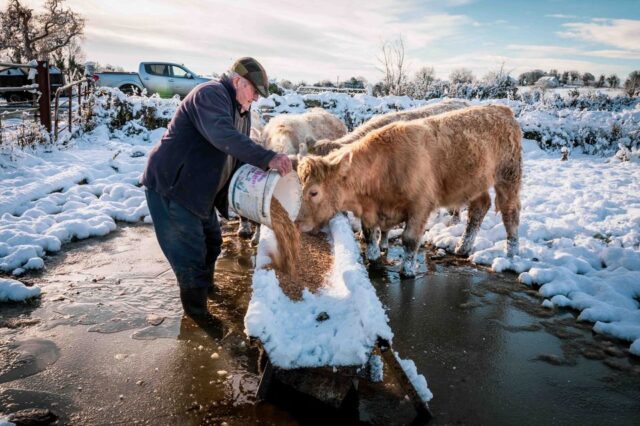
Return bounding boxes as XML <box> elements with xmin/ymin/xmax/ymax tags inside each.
<box><xmin>51</xmin><ymin>37</ymin><xmax>85</xmax><ymax>80</ymax></box>
<box><xmin>624</xmin><ymin>70</ymin><xmax>640</xmax><ymax>97</ymax></box>
<box><xmin>581</xmin><ymin>72</ymin><xmax>595</xmax><ymax>87</ymax></box>
<box><xmin>0</xmin><ymin>0</ymin><xmax>84</xmax><ymax>63</ymax></box>
<box><xmin>377</xmin><ymin>37</ymin><xmax>408</xmax><ymax>95</ymax></box>
<box><xmin>606</xmin><ymin>74</ymin><xmax>620</xmax><ymax>89</ymax></box>
<box><xmin>449</xmin><ymin>67</ymin><xmax>475</xmax><ymax>84</ymax></box>
<box><xmin>568</xmin><ymin>70</ymin><xmax>581</xmax><ymax>84</ymax></box>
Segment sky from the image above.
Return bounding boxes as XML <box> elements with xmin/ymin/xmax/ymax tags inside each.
<box><xmin>5</xmin><ymin>0</ymin><xmax>640</xmax><ymax>84</ymax></box>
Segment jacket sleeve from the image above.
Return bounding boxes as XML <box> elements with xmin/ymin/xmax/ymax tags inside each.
<box><xmin>187</xmin><ymin>85</ymin><xmax>276</xmax><ymax>170</ymax></box>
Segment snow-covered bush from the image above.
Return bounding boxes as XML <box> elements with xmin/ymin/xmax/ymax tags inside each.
<box><xmin>84</xmin><ymin>87</ymin><xmax>178</xmax><ymax>133</ymax></box>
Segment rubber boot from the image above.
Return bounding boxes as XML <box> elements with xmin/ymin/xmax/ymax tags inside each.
<box><xmin>179</xmin><ymin>286</ymin><xmax>209</xmax><ymax>318</ymax></box>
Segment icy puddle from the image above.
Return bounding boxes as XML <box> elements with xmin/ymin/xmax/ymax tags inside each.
<box><xmin>0</xmin><ymin>222</ymin><xmax>639</xmax><ymax>425</ymax></box>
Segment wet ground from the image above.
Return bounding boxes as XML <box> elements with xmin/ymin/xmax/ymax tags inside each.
<box><xmin>1</xmin><ymin>222</ymin><xmax>639</xmax><ymax>425</ymax></box>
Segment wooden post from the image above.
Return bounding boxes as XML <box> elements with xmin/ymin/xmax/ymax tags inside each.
<box><xmin>36</xmin><ymin>60</ymin><xmax>51</xmax><ymax>132</ymax></box>
<box><xmin>256</xmin><ymin>356</ymin><xmax>274</xmax><ymax>401</ymax></box>
<box><xmin>377</xmin><ymin>338</ymin><xmax>433</xmax><ymax>421</ymax></box>
<box><xmin>54</xmin><ymin>94</ymin><xmax>60</xmax><ymax>142</ymax></box>
<box><xmin>68</xmin><ymin>87</ymin><xmax>73</xmax><ymax>135</ymax></box>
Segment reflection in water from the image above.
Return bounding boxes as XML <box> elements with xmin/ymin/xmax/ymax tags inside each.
<box><xmin>373</xmin><ymin>260</ymin><xmax>640</xmax><ymax>425</ymax></box>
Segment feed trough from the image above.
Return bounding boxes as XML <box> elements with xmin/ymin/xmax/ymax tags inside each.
<box><xmin>244</xmin><ymin>213</ymin><xmax>433</xmax><ymax>420</ymax></box>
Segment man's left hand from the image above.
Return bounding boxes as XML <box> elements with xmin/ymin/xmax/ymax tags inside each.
<box><xmin>268</xmin><ymin>154</ymin><xmax>293</xmax><ymax>176</ymax></box>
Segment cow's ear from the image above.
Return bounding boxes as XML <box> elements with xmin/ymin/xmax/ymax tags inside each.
<box><xmin>333</xmin><ymin>151</ymin><xmax>352</xmax><ymax>177</ymax></box>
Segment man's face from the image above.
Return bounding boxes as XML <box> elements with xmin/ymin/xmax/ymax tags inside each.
<box><xmin>234</xmin><ymin>76</ymin><xmax>259</xmax><ymax>113</ymax></box>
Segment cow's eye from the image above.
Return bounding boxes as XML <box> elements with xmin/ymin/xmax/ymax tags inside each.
<box><xmin>310</xmin><ymin>190</ymin><xmax>318</xmax><ymax>197</ymax></box>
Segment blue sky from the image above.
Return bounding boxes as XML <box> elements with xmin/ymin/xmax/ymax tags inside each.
<box><xmin>9</xmin><ymin>0</ymin><xmax>640</xmax><ymax>83</ymax></box>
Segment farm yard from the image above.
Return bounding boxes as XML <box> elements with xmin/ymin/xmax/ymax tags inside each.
<box><xmin>2</xmin><ymin>0</ymin><xmax>640</xmax><ymax>424</ymax></box>
<box><xmin>1</xmin><ymin>85</ymin><xmax>639</xmax><ymax>424</ymax></box>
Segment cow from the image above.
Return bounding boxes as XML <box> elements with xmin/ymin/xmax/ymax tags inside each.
<box><xmin>295</xmin><ymin>105</ymin><xmax>522</xmax><ymax>277</ymax></box>
<box><xmin>310</xmin><ymin>99</ymin><xmax>470</xmax><ymax>260</ymax></box>
<box><xmin>259</xmin><ymin>107</ymin><xmax>347</xmax><ymax>156</ymax></box>
<box><xmin>237</xmin><ymin>108</ymin><xmax>348</xmax><ymax>243</ymax></box>
<box><xmin>311</xmin><ymin>99</ymin><xmax>469</xmax><ymax>156</ymax></box>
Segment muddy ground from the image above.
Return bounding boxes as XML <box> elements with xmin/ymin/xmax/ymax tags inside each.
<box><xmin>1</xmin><ymin>221</ymin><xmax>639</xmax><ymax>425</ymax></box>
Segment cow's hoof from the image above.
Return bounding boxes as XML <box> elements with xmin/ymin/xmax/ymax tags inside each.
<box><xmin>400</xmin><ymin>261</ymin><xmax>416</xmax><ymax>278</ymax></box>
<box><xmin>238</xmin><ymin>229</ymin><xmax>253</xmax><ymax>239</ymax></box>
<box><xmin>454</xmin><ymin>243</ymin><xmax>471</xmax><ymax>257</ymax></box>
<box><xmin>366</xmin><ymin>244</ymin><xmax>381</xmax><ymax>262</ymax></box>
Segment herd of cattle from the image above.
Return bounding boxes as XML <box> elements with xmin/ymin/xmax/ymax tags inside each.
<box><xmin>246</xmin><ymin>100</ymin><xmax>523</xmax><ymax>277</ymax></box>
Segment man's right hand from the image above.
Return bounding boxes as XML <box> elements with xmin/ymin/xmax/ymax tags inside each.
<box><xmin>268</xmin><ymin>154</ymin><xmax>293</xmax><ymax>176</ymax></box>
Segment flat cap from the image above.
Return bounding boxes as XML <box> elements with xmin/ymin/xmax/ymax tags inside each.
<box><xmin>232</xmin><ymin>57</ymin><xmax>269</xmax><ymax>98</ymax></box>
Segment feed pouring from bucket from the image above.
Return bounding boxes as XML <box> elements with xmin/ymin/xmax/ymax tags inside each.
<box><xmin>229</xmin><ymin>165</ymin><xmax>333</xmax><ymax>300</ymax></box>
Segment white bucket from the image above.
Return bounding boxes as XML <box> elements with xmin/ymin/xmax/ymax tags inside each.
<box><xmin>228</xmin><ymin>164</ymin><xmax>302</xmax><ymax>228</ymax></box>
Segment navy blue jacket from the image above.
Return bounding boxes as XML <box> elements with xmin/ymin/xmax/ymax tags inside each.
<box><xmin>141</xmin><ymin>77</ymin><xmax>276</xmax><ymax>219</ymax></box>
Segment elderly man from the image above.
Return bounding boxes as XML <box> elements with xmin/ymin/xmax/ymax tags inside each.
<box><xmin>142</xmin><ymin>57</ymin><xmax>291</xmax><ymax>320</ymax></box>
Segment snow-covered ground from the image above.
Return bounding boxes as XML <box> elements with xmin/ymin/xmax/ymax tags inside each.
<box><xmin>1</xmin><ymin>89</ymin><xmax>639</xmax><ymax>360</ymax></box>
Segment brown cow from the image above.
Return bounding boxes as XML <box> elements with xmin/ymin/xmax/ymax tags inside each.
<box><xmin>296</xmin><ymin>105</ymin><xmax>522</xmax><ymax>277</ymax></box>
<box><xmin>311</xmin><ymin>99</ymin><xmax>470</xmax><ymax>156</ymax></box>
<box><xmin>238</xmin><ymin>108</ymin><xmax>347</xmax><ymax>243</ymax></box>
<box><xmin>308</xmin><ymin>99</ymin><xmax>469</xmax><ymax>260</ymax></box>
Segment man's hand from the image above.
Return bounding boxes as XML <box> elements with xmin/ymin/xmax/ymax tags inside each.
<box><xmin>268</xmin><ymin>154</ymin><xmax>293</xmax><ymax>176</ymax></box>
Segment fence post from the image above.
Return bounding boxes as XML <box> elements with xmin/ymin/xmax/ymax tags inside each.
<box><xmin>36</xmin><ymin>60</ymin><xmax>51</xmax><ymax>132</ymax></box>
<box><xmin>68</xmin><ymin>87</ymin><xmax>73</xmax><ymax>135</ymax></box>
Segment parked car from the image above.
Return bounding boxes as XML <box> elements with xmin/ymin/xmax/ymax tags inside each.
<box><xmin>93</xmin><ymin>62</ymin><xmax>211</xmax><ymax>98</ymax></box>
<box><xmin>0</xmin><ymin>65</ymin><xmax>65</xmax><ymax>102</ymax></box>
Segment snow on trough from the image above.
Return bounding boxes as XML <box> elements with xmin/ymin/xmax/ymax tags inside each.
<box><xmin>245</xmin><ymin>214</ymin><xmax>393</xmax><ymax>367</ymax></box>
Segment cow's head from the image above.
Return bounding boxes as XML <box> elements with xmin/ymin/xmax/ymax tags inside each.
<box><xmin>308</xmin><ymin>139</ymin><xmax>343</xmax><ymax>156</ymax></box>
<box><xmin>295</xmin><ymin>153</ymin><xmax>351</xmax><ymax>233</ymax></box>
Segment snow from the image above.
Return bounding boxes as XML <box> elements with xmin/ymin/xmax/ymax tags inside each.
<box><xmin>1</xmin><ymin>87</ymin><xmax>638</xmax><ymax>362</ymax></box>
<box><xmin>245</xmin><ymin>213</ymin><xmax>393</xmax><ymax>368</ymax></box>
<box><xmin>0</xmin><ymin>277</ymin><xmax>40</xmax><ymax>302</ymax></box>
<box><xmin>395</xmin><ymin>352</ymin><xmax>433</xmax><ymax>402</ymax></box>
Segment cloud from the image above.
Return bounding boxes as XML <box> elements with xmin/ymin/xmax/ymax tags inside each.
<box><xmin>430</xmin><ymin>51</ymin><xmax>633</xmax><ymax>79</ymax></box>
<box><xmin>507</xmin><ymin>44</ymin><xmax>640</xmax><ymax>60</ymax></box>
<box><xmin>545</xmin><ymin>14</ymin><xmax>580</xmax><ymax>19</ymax></box>
<box><xmin>63</xmin><ymin>0</ymin><xmax>475</xmax><ymax>82</ymax></box>
<box><xmin>558</xmin><ymin>19</ymin><xmax>640</xmax><ymax>51</ymax></box>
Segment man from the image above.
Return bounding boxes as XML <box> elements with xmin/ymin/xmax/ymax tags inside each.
<box><xmin>142</xmin><ymin>57</ymin><xmax>292</xmax><ymax>319</ymax></box>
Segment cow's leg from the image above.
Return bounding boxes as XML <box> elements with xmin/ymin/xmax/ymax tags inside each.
<box><xmin>363</xmin><ymin>226</ymin><xmax>382</xmax><ymax>262</ymax></box>
<box><xmin>448</xmin><ymin>208</ymin><xmax>461</xmax><ymax>225</ymax></box>
<box><xmin>401</xmin><ymin>209</ymin><xmax>432</xmax><ymax>277</ymax></box>
<box><xmin>454</xmin><ymin>192</ymin><xmax>491</xmax><ymax>257</ymax></box>
<box><xmin>379</xmin><ymin>228</ymin><xmax>389</xmax><ymax>252</ymax></box>
<box><xmin>251</xmin><ymin>223</ymin><xmax>261</xmax><ymax>246</ymax></box>
<box><xmin>238</xmin><ymin>216</ymin><xmax>253</xmax><ymax>239</ymax></box>
<box><xmin>495</xmin><ymin>181</ymin><xmax>521</xmax><ymax>258</ymax></box>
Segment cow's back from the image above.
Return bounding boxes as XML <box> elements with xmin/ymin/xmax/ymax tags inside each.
<box><xmin>344</xmin><ymin>105</ymin><xmax>521</xmax><ymax>209</ymax></box>
<box><xmin>262</xmin><ymin>108</ymin><xmax>347</xmax><ymax>154</ymax></box>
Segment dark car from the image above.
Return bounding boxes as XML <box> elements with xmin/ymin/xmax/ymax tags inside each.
<box><xmin>0</xmin><ymin>65</ymin><xmax>65</xmax><ymax>102</ymax></box>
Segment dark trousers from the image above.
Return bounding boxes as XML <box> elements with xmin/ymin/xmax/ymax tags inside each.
<box><xmin>145</xmin><ymin>189</ymin><xmax>222</xmax><ymax>290</ymax></box>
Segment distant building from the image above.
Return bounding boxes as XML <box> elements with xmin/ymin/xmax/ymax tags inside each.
<box><xmin>535</xmin><ymin>76</ymin><xmax>560</xmax><ymax>89</ymax></box>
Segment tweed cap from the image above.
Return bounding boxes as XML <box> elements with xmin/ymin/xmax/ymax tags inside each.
<box><xmin>232</xmin><ymin>57</ymin><xmax>269</xmax><ymax>97</ymax></box>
